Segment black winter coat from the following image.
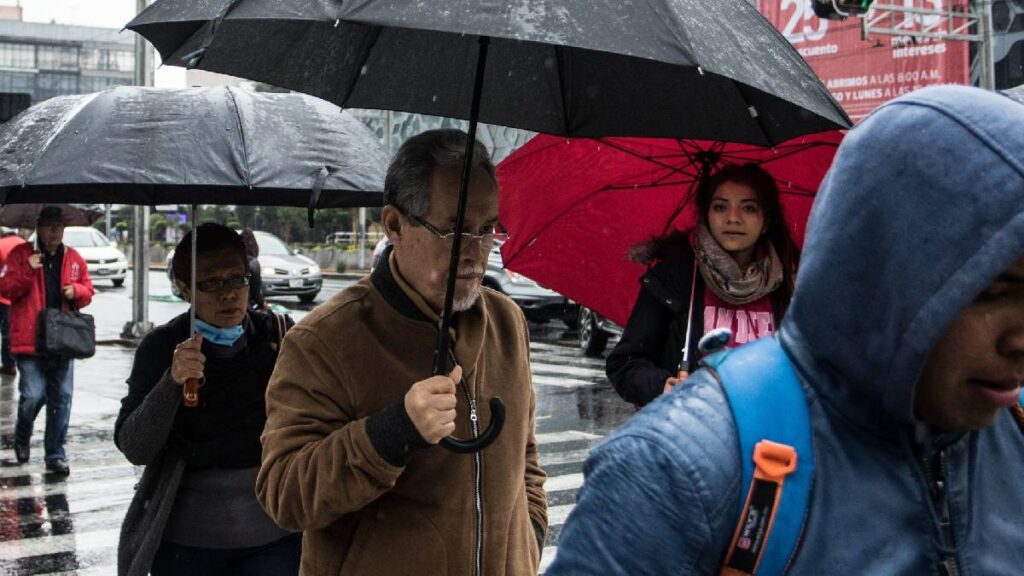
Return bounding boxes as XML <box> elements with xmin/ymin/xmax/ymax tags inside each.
<box><xmin>605</xmin><ymin>251</ymin><xmax>705</xmax><ymax>407</ymax></box>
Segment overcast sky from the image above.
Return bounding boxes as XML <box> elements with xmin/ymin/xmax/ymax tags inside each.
<box><xmin>14</xmin><ymin>0</ymin><xmax>184</xmax><ymax>87</ymax></box>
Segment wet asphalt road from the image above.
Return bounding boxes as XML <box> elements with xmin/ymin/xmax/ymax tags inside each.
<box><xmin>0</xmin><ymin>271</ymin><xmax>633</xmax><ymax>575</ymax></box>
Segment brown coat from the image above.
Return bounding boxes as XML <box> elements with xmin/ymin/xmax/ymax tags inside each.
<box><xmin>257</xmin><ymin>259</ymin><xmax>547</xmax><ymax>576</ymax></box>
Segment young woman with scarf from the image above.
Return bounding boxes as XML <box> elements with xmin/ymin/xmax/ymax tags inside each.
<box><xmin>606</xmin><ymin>163</ymin><xmax>799</xmax><ymax>407</ymax></box>
<box><xmin>114</xmin><ymin>223</ymin><xmax>298</xmax><ymax>576</ymax></box>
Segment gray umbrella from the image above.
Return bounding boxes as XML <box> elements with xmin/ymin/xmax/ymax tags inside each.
<box><xmin>0</xmin><ymin>86</ymin><xmax>386</xmax><ymax>211</ymax></box>
<box><xmin>128</xmin><ymin>0</ymin><xmax>850</xmax><ymax>453</ymax></box>
<box><xmin>0</xmin><ymin>87</ymin><xmax>387</xmax><ymax>404</ymax></box>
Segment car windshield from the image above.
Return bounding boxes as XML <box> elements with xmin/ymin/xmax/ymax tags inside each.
<box><xmin>63</xmin><ymin>228</ymin><xmax>110</xmax><ymax>248</ymax></box>
<box><xmin>256</xmin><ymin>233</ymin><xmax>292</xmax><ymax>256</ymax></box>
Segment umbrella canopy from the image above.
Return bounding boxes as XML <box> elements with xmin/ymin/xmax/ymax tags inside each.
<box><xmin>496</xmin><ymin>131</ymin><xmax>844</xmax><ymax>326</ymax></box>
<box><xmin>129</xmin><ymin>0</ymin><xmax>849</xmax><ymax>146</ymax></box>
<box><xmin>0</xmin><ymin>85</ymin><xmax>387</xmax><ymax>208</ymax></box>
<box><xmin>129</xmin><ymin>0</ymin><xmax>850</xmax><ymax>453</ymax></box>
<box><xmin>0</xmin><ymin>203</ymin><xmax>104</xmax><ymax>229</ymax></box>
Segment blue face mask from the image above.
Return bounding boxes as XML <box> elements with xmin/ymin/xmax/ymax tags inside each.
<box><xmin>194</xmin><ymin>318</ymin><xmax>245</xmax><ymax>347</ymax></box>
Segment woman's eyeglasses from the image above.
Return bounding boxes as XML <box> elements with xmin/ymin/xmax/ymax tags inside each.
<box><xmin>195</xmin><ymin>274</ymin><xmax>250</xmax><ymax>293</ymax></box>
<box><xmin>410</xmin><ymin>215</ymin><xmax>509</xmax><ymax>247</ymax></box>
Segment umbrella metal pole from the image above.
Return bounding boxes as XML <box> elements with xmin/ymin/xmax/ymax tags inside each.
<box><xmin>433</xmin><ymin>35</ymin><xmax>490</xmax><ymax>377</ymax></box>
<box><xmin>434</xmin><ymin>36</ymin><xmax>506</xmax><ymax>455</ymax></box>
<box><xmin>189</xmin><ymin>204</ymin><xmax>197</xmax><ymax>336</ymax></box>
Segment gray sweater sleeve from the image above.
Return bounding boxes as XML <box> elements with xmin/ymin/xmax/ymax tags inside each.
<box><xmin>115</xmin><ymin>370</ymin><xmax>181</xmax><ymax>466</ymax></box>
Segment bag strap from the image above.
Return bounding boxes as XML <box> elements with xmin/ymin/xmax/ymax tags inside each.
<box><xmin>704</xmin><ymin>337</ymin><xmax>814</xmax><ymax>576</ymax></box>
<box><xmin>272</xmin><ymin>312</ymin><xmax>288</xmax><ymax>349</ymax></box>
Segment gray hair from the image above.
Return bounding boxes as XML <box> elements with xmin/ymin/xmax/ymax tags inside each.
<box><xmin>384</xmin><ymin>129</ymin><xmax>496</xmax><ymax>220</ymax></box>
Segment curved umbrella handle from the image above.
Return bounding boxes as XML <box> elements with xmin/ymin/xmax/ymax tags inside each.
<box><xmin>439</xmin><ymin>397</ymin><xmax>505</xmax><ymax>454</ymax></box>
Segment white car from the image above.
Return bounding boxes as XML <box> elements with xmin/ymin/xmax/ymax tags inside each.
<box><xmin>62</xmin><ymin>226</ymin><xmax>128</xmax><ymax>286</ymax></box>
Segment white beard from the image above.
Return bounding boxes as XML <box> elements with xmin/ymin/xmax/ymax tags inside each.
<box><xmin>452</xmin><ymin>285</ymin><xmax>482</xmax><ymax>312</ymax></box>
<box><xmin>450</xmin><ymin>264</ymin><xmax>484</xmax><ymax>312</ymax></box>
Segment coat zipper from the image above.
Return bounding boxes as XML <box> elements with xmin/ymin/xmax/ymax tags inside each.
<box><xmin>925</xmin><ymin>450</ymin><xmax>960</xmax><ymax>576</ymax></box>
<box><xmin>459</xmin><ymin>378</ymin><xmax>483</xmax><ymax>576</ymax></box>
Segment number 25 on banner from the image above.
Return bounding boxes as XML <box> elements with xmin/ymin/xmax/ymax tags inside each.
<box><xmin>781</xmin><ymin>0</ymin><xmax>828</xmax><ymax>44</ymax></box>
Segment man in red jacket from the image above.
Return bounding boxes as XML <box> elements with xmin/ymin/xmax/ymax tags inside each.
<box><xmin>0</xmin><ymin>206</ymin><xmax>93</xmax><ymax>474</ymax></box>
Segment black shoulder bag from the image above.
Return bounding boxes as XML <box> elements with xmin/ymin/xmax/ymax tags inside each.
<box><xmin>38</xmin><ymin>303</ymin><xmax>96</xmax><ymax>359</ymax></box>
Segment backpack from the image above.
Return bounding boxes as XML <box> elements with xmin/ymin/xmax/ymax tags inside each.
<box><xmin>701</xmin><ymin>336</ymin><xmax>811</xmax><ymax>576</ymax></box>
<box><xmin>702</xmin><ymin>335</ymin><xmax>1024</xmax><ymax>576</ymax></box>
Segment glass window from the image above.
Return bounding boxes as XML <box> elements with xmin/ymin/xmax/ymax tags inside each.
<box><xmin>255</xmin><ymin>232</ymin><xmax>292</xmax><ymax>256</ymax></box>
<box><xmin>37</xmin><ymin>46</ymin><xmax>78</xmax><ymax>71</ymax></box>
<box><xmin>0</xmin><ymin>72</ymin><xmax>35</xmax><ymax>93</ymax></box>
<box><xmin>0</xmin><ymin>43</ymin><xmax>36</xmax><ymax>69</ymax></box>
<box><xmin>111</xmin><ymin>50</ymin><xmax>133</xmax><ymax>72</ymax></box>
<box><xmin>63</xmin><ymin>228</ymin><xmax>110</xmax><ymax>248</ymax></box>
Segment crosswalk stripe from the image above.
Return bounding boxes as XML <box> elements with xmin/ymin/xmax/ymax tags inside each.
<box><xmin>529</xmin><ymin>362</ymin><xmax>605</xmax><ymax>378</ymax></box>
<box><xmin>540</xmin><ymin>448</ymin><xmax>590</xmax><ymax>467</ymax></box>
<box><xmin>536</xmin><ymin>430</ymin><xmax>601</xmax><ymax>445</ymax></box>
<box><xmin>531</xmin><ymin>374</ymin><xmax>598</xmax><ymax>388</ymax></box>
<box><xmin>539</xmin><ymin>546</ymin><xmax>559</xmax><ymax>574</ymax></box>
<box><xmin>546</xmin><ymin>473</ymin><xmax>584</xmax><ymax>493</ymax></box>
<box><xmin>0</xmin><ymin>527</ymin><xmax>119</xmax><ymax>561</ymax></box>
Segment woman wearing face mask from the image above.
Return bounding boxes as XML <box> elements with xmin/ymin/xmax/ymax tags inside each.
<box><xmin>606</xmin><ymin>163</ymin><xmax>800</xmax><ymax>408</ymax></box>
<box><xmin>114</xmin><ymin>223</ymin><xmax>299</xmax><ymax>576</ymax></box>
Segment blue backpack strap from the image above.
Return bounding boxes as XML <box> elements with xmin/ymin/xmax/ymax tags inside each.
<box><xmin>704</xmin><ymin>336</ymin><xmax>814</xmax><ymax>575</ymax></box>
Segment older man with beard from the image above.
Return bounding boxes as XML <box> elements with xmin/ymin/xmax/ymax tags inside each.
<box><xmin>257</xmin><ymin>129</ymin><xmax>548</xmax><ymax>576</ymax></box>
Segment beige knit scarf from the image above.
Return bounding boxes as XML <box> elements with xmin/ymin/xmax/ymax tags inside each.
<box><xmin>692</xmin><ymin>224</ymin><xmax>783</xmax><ymax>305</ymax></box>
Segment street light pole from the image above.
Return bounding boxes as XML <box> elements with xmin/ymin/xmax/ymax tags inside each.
<box><xmin>122</xmin><ymin>0</ymin><xmax>154</xmax><ymax>339</ymax></box>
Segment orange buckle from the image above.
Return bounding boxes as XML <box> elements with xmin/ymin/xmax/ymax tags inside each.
<box><xmin>753</xmin><ymin>440</ymin><xmax>797</xmax><ymax>482</ymax></box>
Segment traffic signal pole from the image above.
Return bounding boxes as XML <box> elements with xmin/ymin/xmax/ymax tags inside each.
<box><xmin>122</xmin><ymin>0</ymin><xmax>154</xmax><ymax>340</ymax></box>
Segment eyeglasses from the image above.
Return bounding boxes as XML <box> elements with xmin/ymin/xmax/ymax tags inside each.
<box><xmin>195</xmin><ymin>274</ymin><xmax>250</xmax><ymax>293</ymax></box>
<box><xmin>410</xmin><ymin>215</ymin><xmax>509</xmax><ymax>247</ymax></box>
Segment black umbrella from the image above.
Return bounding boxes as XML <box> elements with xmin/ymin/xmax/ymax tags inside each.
<box><xmin>129</xmin><ymin>0</ymin><xmax>851</xmax><ymax>453</ymax></box>
<box><xmin>0</xmin><ymin>203</ymin><xmax>104</xmax><ymax>229</ymax></box>
<box><xmin>0</xmin><ymin>86</ymin><xmax>385</xmax><ymax>213</ymax></box>
<box><xmin>0</xmin><ymin>86</ymin><xmax>387</xmax><ymax>399</ymax></box>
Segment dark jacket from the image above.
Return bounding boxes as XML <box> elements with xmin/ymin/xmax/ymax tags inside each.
<box><xmin>605</xmin><ymin>251</ymin><xmax>704</xmax><ymax>406</ymax></box>
<box><xmin>114</xmin><ymin>309</ymin><xmax>291</xmax><ymax>576</ymax></box>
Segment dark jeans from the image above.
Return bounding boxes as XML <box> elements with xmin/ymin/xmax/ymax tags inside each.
<box><xmin>0</xmin><ymin>304</ymin><xmax>13</xmax><ymax>367</ymax></box>
<box><xmin>15</xmin><ymin>355</ymin><xmax>73</xmax><ymax>461</ymax></box>
<box><xmin>151</xmin><ymin>533</ymin><xmax>302</xmax><ymax>576</ymax></box>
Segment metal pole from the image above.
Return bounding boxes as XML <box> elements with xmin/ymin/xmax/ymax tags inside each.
<box><xmin>121</xmin><ymin>0</ymin><xmax>153</xmax><ymax>340</ymax></box>
<box><xmin>105</xmin><ymin>204</ymin><xmax>111</xmax><ymax>239</ymax></box>
<box><xmin>977</xmin><ymin>0</ymin><xmax>996</xmax><ymax>89</ymax></box>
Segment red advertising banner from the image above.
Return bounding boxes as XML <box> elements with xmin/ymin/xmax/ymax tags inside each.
<box><xmin>757</xmin><ymin>1</ymin><xmax>971</xmax><ymax>122</ymax></box>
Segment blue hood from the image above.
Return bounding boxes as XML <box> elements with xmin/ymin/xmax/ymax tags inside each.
<box><xmin>780</xmin><ymin>85</ymin><xmax>1024</xmax><ymax>433</ymax></box>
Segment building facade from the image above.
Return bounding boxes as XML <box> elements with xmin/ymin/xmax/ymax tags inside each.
<box><xmin>0</xmin><ymin>16</ymin><xmax>134</xmax><ymax>105</ymax></box>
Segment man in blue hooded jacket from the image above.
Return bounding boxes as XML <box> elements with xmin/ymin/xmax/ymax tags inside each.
<box><xmin>547</xmin><ymin>85</ymin><xmax>1024</xmax><ymax>574</ymax></box>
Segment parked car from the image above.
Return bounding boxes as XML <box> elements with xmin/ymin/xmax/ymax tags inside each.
<box><xmin>371</xmin><ymin>237</ymin><xmax>572</xmax><ymax>326</ymax></box>
<box><xmin>58</xmin><ymin>226</ymin><xmax>128</xmax><ymax>287</ymax></box>
<box><xmin>484</xmin><ymin>243</ymin><xmax>574</xmax><ymax>326</ymax></box>
<box><xmin>168</xmin><ymin>230</ymin><xmax>322</xmax><ymax>303</ymax></box>
<box><xmin>575</xmin><ymin>305</ymin><xmax>623</xmax><ymax>357</ymax></box>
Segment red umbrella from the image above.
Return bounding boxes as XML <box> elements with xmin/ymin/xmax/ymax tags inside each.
<box><xmin>497</xmin><ymin>131</ymin><xmax>843</xmax><ymax>327</ymax></box>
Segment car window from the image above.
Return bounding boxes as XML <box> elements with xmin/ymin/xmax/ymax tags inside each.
<box><xmin>63</xmin><ymin>228</ymin><xmax>110</xmax><ymax>248</ymax></box>
<box><xmin>255</xmin><ymin>233</ymin><xmax>292</xmax><ymax>256</ymax></box>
